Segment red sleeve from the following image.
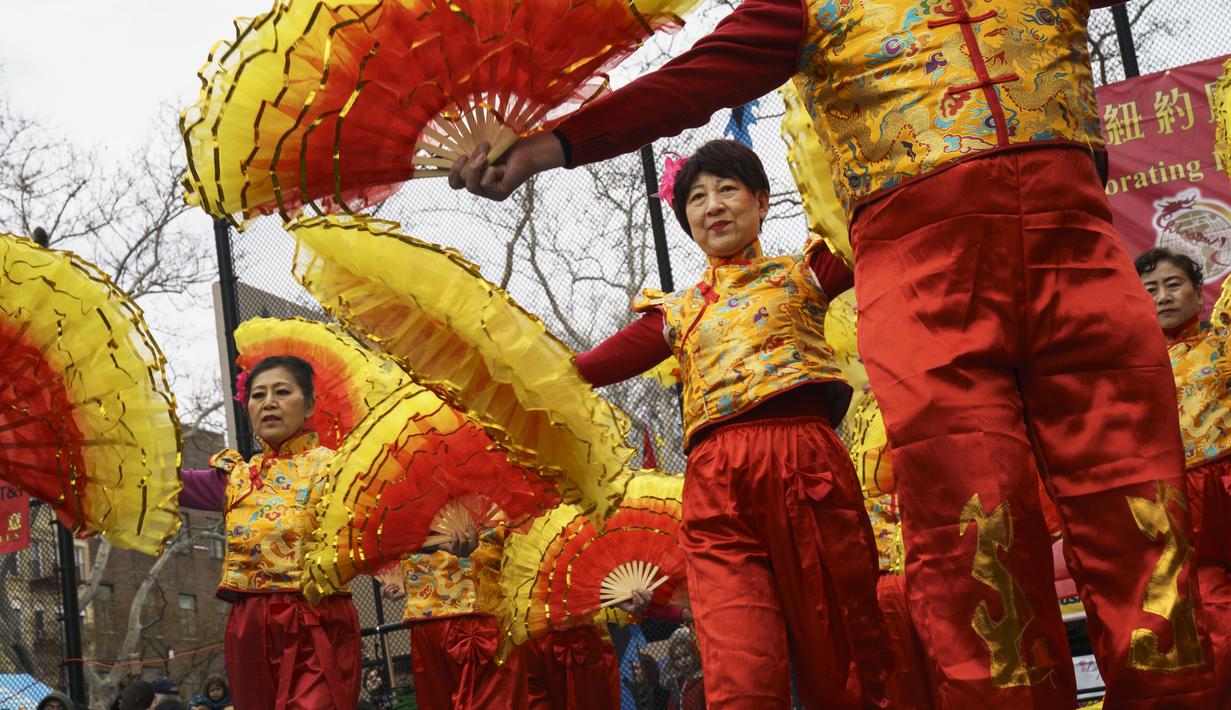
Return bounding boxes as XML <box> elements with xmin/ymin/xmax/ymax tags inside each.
<box><xmin>574</xmin><ymin>311</ymin><xmax>672</xmax><ymax>386</ymax></box>
<box><xmin>556</xmin><ymin>0</ymin><xmax>806</xmax><ymax>167</ymax></box>
<box><xmin>808</xmin><ymin>247</ymin><xmax>854</xmax><ymax>299</ymax></box>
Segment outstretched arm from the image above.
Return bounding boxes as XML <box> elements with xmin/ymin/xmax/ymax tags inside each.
<box><xmin>574</xmin><ymin>312</ymin><xmax>673</xmax><ymax>387</ymax></box>
<box><xmin>179</xmin><ymin>468</ymin><xmax>228</xmax><ymax>512</ymax></box>
<box><xmin>450</xmin><ymin>0</ymin><xmax>806</xmax><ymax>200</ymax></box>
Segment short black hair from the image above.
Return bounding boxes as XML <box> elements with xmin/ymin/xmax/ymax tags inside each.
<box><xmin>671</xmin><ymin>140</ymin><xmax>771</xmax><ymax>237</ymax></box>
<box><xmin>1135</xmin><ymin>248</ymin><xmax>1203</xmax><ymax>288</ymax></box>
<box><xmin>247</xmin><ymin>355</ymin><xmax>315</xmax><ymax>405</ymax></box>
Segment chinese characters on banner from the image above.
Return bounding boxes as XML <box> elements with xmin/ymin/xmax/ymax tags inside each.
<box><xmin>0</xmin><ymin>478</ymin><xmax>30</xmax><ymax>554</ymax></box>
<box><xmin>1099</xmin><ymin>54</ymin><xmax>1231</xmax><ymax>315</ymax></box>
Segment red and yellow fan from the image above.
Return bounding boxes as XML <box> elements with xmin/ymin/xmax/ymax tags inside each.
<box><xmin>0</xmin><ymin>234</ymin><xmax>181</xmax><ymax>555</ymax></box>
<box><xmin>233</xmin><ymin>317</ymin><xmax>409</xmax><ymax>448</ymax></box>
<box><xmin>502</xmin><ymin>472</ymin><xmax>686</xmax><ymax>646</ymax></box>
<box><xmin>302</xmin><ymin>382</ymin><xmax>561</xmax><ymax>600</ymax></box>
<box><xmin>292</xmin><ymin>214</ymin><xmax>632</xmax><ymax>517</ymax></box>
<box><xmin>181</xmin><ymin>0</ymin><xmax>703</xmax><ymax>222</ymax></box>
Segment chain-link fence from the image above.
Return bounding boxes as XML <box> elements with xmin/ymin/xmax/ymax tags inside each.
<box><xmin>213</xmin><ymin>1</ymin><xmax>1229</xmax><ymax>707</ymax></box>
<box><xmin>0</xmin><ymin>503</ymin><xmax>70</xmax><ymax>706</ymax></box>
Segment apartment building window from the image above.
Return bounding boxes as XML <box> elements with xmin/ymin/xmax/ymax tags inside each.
<box><xmin>28</xmin><ymin>540</ymin><xmax>43</xmax><ymax>578</ymax></box>
<box><xmin>208</xmin><ymin>533</ymin><xmax>225</xmax><ymax>560</ymax></box>
<box><xmin>33</xmin><ymin>605</ymin><xmax>46</xmax><ymax>640</ymax></box>
<box><xmin>179</xmin><ymin>594</ymin><xmax>197</xmax><ymax>638</ymax></box>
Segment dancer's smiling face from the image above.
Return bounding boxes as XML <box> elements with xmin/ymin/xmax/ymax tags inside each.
<box><xmin>684</xmin><ymin>171</ymin><xmax>768</xmax><ymax>259</ymax></box>
<box><xmin>247</xmin><ymin>366</ymin><xmax>314</xmax><ymax>449</ymax></box>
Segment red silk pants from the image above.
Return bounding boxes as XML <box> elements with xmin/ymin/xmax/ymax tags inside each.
<box><xmin>524</xmin><ymin>625</ymin><xmax>620</xmax><ymax>710</ymax></box>
<box><xmin>878</xmin><ymin>573</ymin><xmax>939</xmax><ymax>709</ymax></box>
<box><xmin>224</xmin><ymin>592</ymin><xmax>360</xmax><ymax>710</ymax></box>
<box><xmin>682</xmin><ymin>416</ymin><xmax>891</xmax><ymax>709</ymax></box>
<box><xmin>409</xmin><ymin>614</ymin><xmax>527</xmax><ymax>710</ymax></box>
<box><xmin>1192</xmin><ymin>457</ymin><xmax>1231</xmax><ymax>705</ymax></box>
<box><xmin>852</xmin><ymin>145</ymin><xmax>1213</xmax><ymax>708</ymax></box>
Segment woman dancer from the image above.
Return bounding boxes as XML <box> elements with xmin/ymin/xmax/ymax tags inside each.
<box><xmin>180</xmin><ymin>355</ymin><xmax>360</xmax><ymax>708</ymax></box>
<box><xmin>569</xmin><ymin>140</ymin><xmax>889</xmax><ymax>708</ymax></box>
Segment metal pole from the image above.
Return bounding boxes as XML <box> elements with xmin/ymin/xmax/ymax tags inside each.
<box><xmin>1110</xmin><ymin>4</ymin><xmax>1140</xmax><ymax>78</ymax></box>
<box><xmin>639</xmin><ymin>144</ymin><xmax>675</xmax><ymax>293</ymax></box>
<box><xmin>370</xmin><ymin>577</ymin><xmax>395</xmax><ymax>694</ymax></box>
<box><xmin>56</xmin><ymin>521</ymin><xmax>87</xmax><ymax>705</ymax></box>
<box><xmin>31</xmin><ymin>229</ymin><xmax>87</xmax><ymax>704</ymax></box>
<box><xmin>214</xmin><ymin>219</ymin><xmax>256</xmax><ymax>458</ymax></box>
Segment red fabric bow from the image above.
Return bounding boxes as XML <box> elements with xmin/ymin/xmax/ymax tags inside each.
<box><xmin>551</xmin><ymin>631</ymin><xmax>592</xmax><ymax>667</ymax></box>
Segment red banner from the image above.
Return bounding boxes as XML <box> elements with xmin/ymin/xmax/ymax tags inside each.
<box><xmin>1100</xmin><ymin>54</ymin><xmax>1231</xmax><ymax>317</ymax></box>
<box><xmin>0</xmin><ymin>479</ymin><xmax>29</xmax><ymax>554</ymax></box>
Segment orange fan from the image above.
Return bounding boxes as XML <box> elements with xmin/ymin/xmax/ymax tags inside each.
<box><xmin>303</xmin><ymin>383</ymin><xmax>561</xmax><ymax>600</ymax></box>
<box><xmin>182</xmin><ymin>0</ymin><xmax>702</xmax><ymax>222</ymax></box>
<box><xmin>233</xmin><ymin>317</ymin><xmax>409</xmax><ymax>449</ymax></box>
<box><xmin>502</xmin><ymin>473</ymin><xmax>685</xmax><ymax>644</ymax></box>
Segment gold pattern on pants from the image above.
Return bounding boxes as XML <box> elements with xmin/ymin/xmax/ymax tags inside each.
<box><xmin>1127</xmin><ymin>480</ymin><xmax>1205</xmax><ymax>672</ymax></box>
<box><xmin>960</xmin><ymin>494</ymin><xmax>1050</xmax><ymax>688</ymax></box>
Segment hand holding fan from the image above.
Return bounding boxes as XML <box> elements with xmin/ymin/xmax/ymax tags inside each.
<box><xmin>181</xmin><ymin>0</ymin><xmax>704</xmax><ymax>222</ymax></box>
<box><xmin>422</xmin><ymin>494</ymin><xmax>507</xmax><ymax>549</ymax></box>
<box><xmin>0</xmin><ymin>234</ymin><xmax>181</xmax><ymax>555</ymax></box>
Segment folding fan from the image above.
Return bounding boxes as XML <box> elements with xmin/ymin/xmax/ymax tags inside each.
<box><xmin>181</xmin><ymin>0</ymin><xmax>703</xmax><ymax>222</ymax></box>
<box><xmin>291</xmin><ymin>214</ymin><xmax>633</xmax><ymax>517</ymax></box>
<box><xmin>779</xmin><ymin>81</ymin><xmax>852</xmax><ymax>267</ymax></box>
<box><xmin>502</xmin><ymin>472</ymin><xmax>686</xmax><ymax>645</ymax></box>
<box><xmin>234</xmin><ymin>317</ymin><xmax>410</xmax><ymax>448</ymax></box>
<box><xmin>0</xmin><ymin>234</ymin><xmax>181</xmax><ymax>555</ymax></box>
<box><xmin>302</xmin><ymin>382</ymin><xmax>560</xmax><ymax>600</ymax></box>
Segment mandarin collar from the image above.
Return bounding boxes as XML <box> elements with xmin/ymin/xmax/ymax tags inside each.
<box><xmin>706</xmin><ymin>239</ymin><xmax>763</xmax><ymax>267</ymax></box>
<box><xmin>1164</xmin><ymin>315</ymin><xmax>1202</xmax><ymax>345</ymax></box>
<box><xmin>258</xmin><ymin>430</ymin><xmax>320</xmax><ymax>458</ymax></box>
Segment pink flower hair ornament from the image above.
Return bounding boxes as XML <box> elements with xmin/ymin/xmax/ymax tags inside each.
<box><xmin>233</xmin><ymin>370</ymin><xmax>249</xmax><ymax>404</ymax></box>
<box><xmin>656</xmin><ymin>153</ymin><xmax>686</xmax><ymax>209</ymax></box>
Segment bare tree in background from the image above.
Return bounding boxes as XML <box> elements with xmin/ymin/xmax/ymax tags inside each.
<box><xmin>0</xmin><ymin>97</ymin><xmax>228</xmax><ymax>707</ymax></box>
<box><xmin>1088</xmin><ymin>0</ymin><xmax>1190</xmax><ymax>85</ymax></box>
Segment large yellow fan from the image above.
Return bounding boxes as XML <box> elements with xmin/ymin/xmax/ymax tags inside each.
<box><xmin>779</xmin><ymin>81</ymin><xmax>851</xmax><ymax>267</ymax></box>
<box><xmin>0</xmin><ymin>235</ymin><xmax>181</xmax><ymax>555</ymax></box>
<box><xmin>291</xmin><ymin>214</ymin><xmax>633</xmax><ymax>517</ymax></box>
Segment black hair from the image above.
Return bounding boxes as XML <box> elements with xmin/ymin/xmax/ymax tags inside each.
<box><xmin>201</xmin><ymin>674</ymin><xmax>229</xmax><ymax>696</ymax></box>
<box><xmin>671</xmin><ymin>140</ymin><xmax>771</xmax><ymax>237</ymax></box>
<box><xmin>1134</xmin><ymin>248</ymin><xmax>1204</xmax><ymax>289</ymax></box>
<box><xmin>247</xmin><ymin>355</ymin><xmax>315</xmax><ymax>406</ymax></box>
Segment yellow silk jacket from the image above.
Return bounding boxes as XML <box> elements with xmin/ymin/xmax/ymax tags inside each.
<box><xmin>210</xmin><ymin>431</ymin><xmax>342</xmax><ymax>594</ymax></box>
<box><xmin>795</xmin><ymin>0</ymin><xmax>1103</xmax><ymax>213</ymax></box>
<box><xmin>1168</xmin><ymin>320</ymin><xmax>1231</xmax><ymax>470</ymax></box>
<box><xmin>401</xmin><ymin>527</ymin><xmax>506</xmax><ymax>620</ymax></box>
<box><xmin>633</xmin><ymin>241</ymin><xmax>849</xmax><ymax>448</ymax></box>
